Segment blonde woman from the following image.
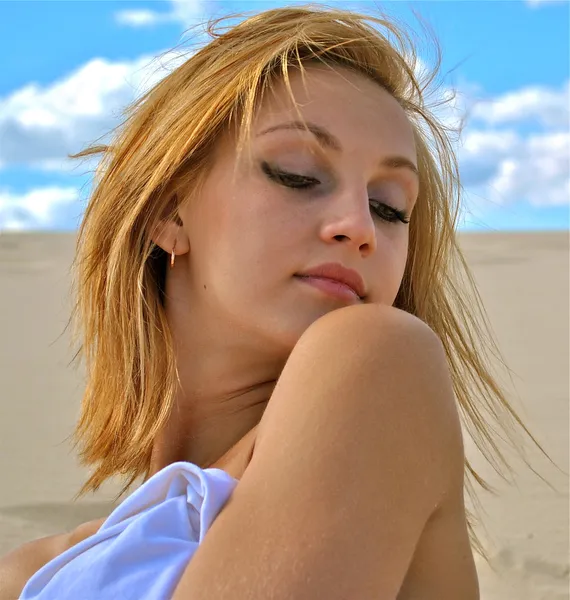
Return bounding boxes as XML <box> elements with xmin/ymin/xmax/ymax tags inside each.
<box><xmin>0</xmin><ymin>4</ymin><xmax>549</xmax><ymax>599</ymax></box>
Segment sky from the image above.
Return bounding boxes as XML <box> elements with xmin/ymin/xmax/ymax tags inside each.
<box><xmin>0</xmin><ymin>0</ymin><xmax>568</xmax><ymax>232</ymax></box>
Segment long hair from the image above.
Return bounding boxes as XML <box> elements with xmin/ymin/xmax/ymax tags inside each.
<box><xmin>65</xmin><ymin>3</ymin><xmax>553</xmax><ymax>560</ymax></box>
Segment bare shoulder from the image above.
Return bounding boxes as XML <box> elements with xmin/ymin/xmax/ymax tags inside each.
<box><xmin>324</xmin><ymin>302</ymin><xmax>438</xmax><ymax>331</ymax></box>
<box><xmin>287</xmin><ymin>303</ymin><xmax>448</xmax><ymax>387</ymax></box>
<box><xmin>257</xmin><ymin>302</ymin><xmax>457</xmax><ymax>465</ymax></box>
<box><xmin>303</xmin><ymin>302</ymin><xmax>439</xmax><ymax>342</ymax></box>
<box><xmin>0</xmin><ymin>518</ymin><xmax>106</xmax><ymax>600</ymax></box>
<box><xmin>0</xmin><ymin>534</ymin><xmax>66</xmax><ymax>600</ymax></box>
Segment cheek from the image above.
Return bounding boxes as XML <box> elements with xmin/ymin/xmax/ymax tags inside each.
<box><xmin>375</xmin><ymin>232</ymin><xmax>410</xmax><ymax>304</ymax></box>
<box><xmin>232</xmin><ymin>189</ymin><xmax>303</xmax><ymax>256</ymax></box>
<box><xmin>392</xmin><ymin>232</ymin><xmax>410</xmax><ymax>279</ymax></box>
<box><xmin>184</xmin><ymin>194</ymin><xmax>240</xmax><ymax>281</ymax></box>
<box><xmin>198</xmin><ymin>190</ymin><xmax>294</xmax><ymax>277</ymax></box>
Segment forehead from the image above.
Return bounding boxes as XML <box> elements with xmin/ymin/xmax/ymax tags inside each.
<box><xmin>250</xmin><ymin>65</ymin><xmax>416</xmax><ymax>160</ymax></box>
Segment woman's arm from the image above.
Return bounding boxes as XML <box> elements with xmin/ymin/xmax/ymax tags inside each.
<box><xmin>173</xmin><ymin>304</ymin><xmax>477</xmax><ymax>600</ymax></box>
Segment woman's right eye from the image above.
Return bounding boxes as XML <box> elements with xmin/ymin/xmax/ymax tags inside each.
<box><xmin>261</xmin><ymin>162</ymin><xmax>319</xmax><ymax>190</ymax></box>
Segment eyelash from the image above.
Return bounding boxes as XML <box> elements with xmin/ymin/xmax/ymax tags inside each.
<box><xmin>262</xmin><ymin>163</ymin><xmax>410</xmax><ymax>225</ymax></box>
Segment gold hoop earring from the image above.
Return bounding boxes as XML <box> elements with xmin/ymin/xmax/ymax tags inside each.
<box><xmin>170</xmin><ymin>239</ymin><xmax>177</xmax><ymax>269</ymax></box>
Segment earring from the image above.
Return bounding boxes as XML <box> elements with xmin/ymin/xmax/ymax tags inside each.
<box><xmin>170</xmin><ymin>239</ymin><xmax>177</xmax><ymax>269</ymax></box>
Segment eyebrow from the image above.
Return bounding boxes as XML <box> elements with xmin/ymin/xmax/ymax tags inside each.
<box><xmin>257</xmin><ymin>120</ymin><xmax>419</xmax><ymax>180</ymax></box>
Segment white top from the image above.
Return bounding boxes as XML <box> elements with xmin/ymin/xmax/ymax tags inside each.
<box><xmin>20</xmin><ymin>461</ymin><xmax>239</xmax><ymax>599</ymax></box>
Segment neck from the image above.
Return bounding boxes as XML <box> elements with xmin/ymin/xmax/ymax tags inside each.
<box><xmin>147</xmin><ymin>270</ymin><xmax>288</xmax><ymax>478</ymax></box>
<box><xmin>148</xmin><ymin>380</ymin><xmax>275</xmax><ymax>477</ymax></box>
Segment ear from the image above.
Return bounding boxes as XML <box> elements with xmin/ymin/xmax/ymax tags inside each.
<box><xmin>150</xmin><ymin>218</ymin><xmax>190</xmax><ymax>257</ymax></box>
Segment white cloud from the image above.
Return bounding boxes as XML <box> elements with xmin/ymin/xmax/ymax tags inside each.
<box><xmin>455</xmin><ymin>81</ymin><xmax>570</xmax><ymax>208</ymax></box>
<box><xmin>114</xmin><ymin>0</ymin><xmax>298</xmax><ymax>29</ymax></box>
<box><xmin>459</xmin><ymin>129</ymin><xmax>569</xmax><ymax>207</ymax></box>
<box><xmin>115</xmin><ymin>0</ymin><xmax>217</xmax><ymax>29</ymax></box>
<box><xmin>470</xmin><ymin>81</ymin><xmax>569</xmax><ymax>128</ymax></box>
<box><xmin>489</xmin><ymin>132</ymin><xmax>570</xmax><ymax>206</ymax></box>
<box><xmin>170</xmin><ymin>0</ymin><xmax>221</xmax><ymax>25</ymax></box>
<box><xmin>0</xmin><ymin>50</ymin><xmax>190</xmax><ymax>170</ymax></box>
<box><xmin>115</xmin><ymin>9</ymin><xmax>175</xmax><ymax>27</ymax></box>
<box><xmin>0</xmin><ymin>186</ymin><xmax>81</xmax><ymax>231</ymax></box>
<box><xmin>526</xmin><ymin>0</ymin><xmax>568</xmax><ymax>7</ymax></box>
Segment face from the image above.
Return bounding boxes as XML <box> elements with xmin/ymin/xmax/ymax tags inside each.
<box><xmin>166</xmin><ymin>65</ymin><xmax>419</xmax><ymax>353</ymax></box>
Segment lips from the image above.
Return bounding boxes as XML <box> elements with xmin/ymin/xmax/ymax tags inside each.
<box><xmin>296</xmin><ymin>262</ymin><xmax>366</xmax><ymax>299</ymax></box>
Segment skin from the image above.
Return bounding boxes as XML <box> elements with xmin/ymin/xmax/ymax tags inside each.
<box><xmin>149</xmin><ymin>64</ymin><xmax>419</xmax><ymax>475</ymax></box>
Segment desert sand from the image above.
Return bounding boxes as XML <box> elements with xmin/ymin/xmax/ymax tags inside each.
<box><xmin>0</xmin><ymin>230</ymin><xmax>568</xmax><ymax>599</ymax></box>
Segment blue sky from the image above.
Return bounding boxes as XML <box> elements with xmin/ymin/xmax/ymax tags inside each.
<box><xmin>1</xmin><ymin>0</ymin><xmax>568</xmax><ymax>232</ymax></box>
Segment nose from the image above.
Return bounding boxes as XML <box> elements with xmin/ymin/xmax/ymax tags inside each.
<box><xmin>319</xmin><ymin>190</ymin><xmax>377</xmax><ymax>256</ymax></box>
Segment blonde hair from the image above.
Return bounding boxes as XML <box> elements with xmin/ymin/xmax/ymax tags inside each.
<box><xmin>66</xmin><ymin>3</ymin><xmax>552</xmax><ymax>560</ymax></box>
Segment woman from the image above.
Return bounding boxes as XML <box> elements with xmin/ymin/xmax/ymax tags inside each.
<box><xmin>0</xmin><ymin>4</ymin><xmax>549</xmax><ymax>599</ymax></box>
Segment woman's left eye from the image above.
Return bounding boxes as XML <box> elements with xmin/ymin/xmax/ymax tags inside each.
<box><xmin>262</xmin><ymin>162</ymin><xmax>410</xmax><ymax>225</ymax></box>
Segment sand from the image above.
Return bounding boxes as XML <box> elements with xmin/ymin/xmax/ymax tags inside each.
<box><xmin>0</xmin><ymin>230</ymin><xmax>568</xmax><ymax>599</ymax></box>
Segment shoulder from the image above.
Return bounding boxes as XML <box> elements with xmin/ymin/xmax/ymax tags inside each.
<box><xmin>259</xmin><ymin>302</ymin><xmax>462</xmax><ymax>478</ymax></box>
<box><xmin>0</xmin><ymin>534</ymin><xmax>66</xmax><ymax>599</ymax></box>
<box><xmin>299</xmin><ymin>304</ymin><xmax>454</xmax><ymax>426</ymax></box>
<box><xmin>299</xmin><ymin>303</ymin><xmax>444</xmax><ymax>358</ymax></box>
<box><xmin>312</xmin><ymin>303</ymin><xmax>462</xmax><ymax>460</ymax></box>
<box><xmin>0</xmin><ymin>518</ymin><xmax>106</xmax><ymax>600</ymax></box>
<box><xmin>258</xmin><ymin>303</ymin><xmax>465</xmax><ymax>499</ymax></box>
<box><xmin>284</xmin><ymin>303</ymin><xmax>450</xmax><ymax>408</ymax></box>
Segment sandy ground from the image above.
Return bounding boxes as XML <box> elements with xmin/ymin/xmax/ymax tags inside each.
<box><xmin>0</xmin><ymin>230</ymin><xmax>568</xmax><ymax>599</ymax></box>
